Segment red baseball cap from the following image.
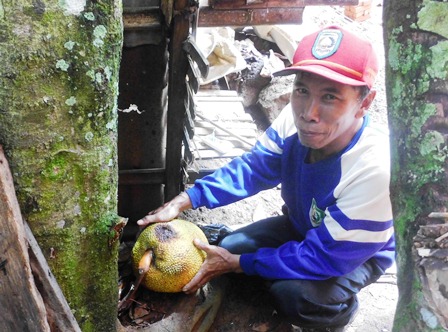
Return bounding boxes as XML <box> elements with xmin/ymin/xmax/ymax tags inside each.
<box><xmin>273</xmin><ymin>26</ymin><xmax>378</xmax><ymax>89</ymax></box>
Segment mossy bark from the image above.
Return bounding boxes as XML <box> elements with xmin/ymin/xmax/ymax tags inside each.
<box><xmin>384</xmin><ymin>0</ymin><xmax>448</xmax><ymax>331</ymax></box>
<box><xmin>0</xmin><ymin>1</ymin><xmax>123</xmax><ymax>331</ymax></box>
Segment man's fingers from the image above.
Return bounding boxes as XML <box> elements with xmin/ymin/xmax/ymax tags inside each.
<box><xmin>183</xmin><ymin>273</ymin><xmax>203</xmax><ymax>293</ymax></box>
<box><xmin>136</xmin><ymin>215</ymin><xmax>154</xmax><ymax>226</ymax></box>
<box><xmin>136</xmin><ymin>193</ymin><xmax>192</xmax><ymax>228</ymax></box>
<box><xmin>137</xmin><ymin>206</ymin><xmax>177</xmax><ymax>226</ymax></box>
<box><xmin>193</xmin><ymin>238</ymin><xmax>207</xmax><ymax>248</ymax></box>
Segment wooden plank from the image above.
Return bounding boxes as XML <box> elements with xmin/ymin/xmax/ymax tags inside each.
<box><xmin>194</xmin><ymin>126</ymin><xmax>258</xmax><ymax>139</ymax></box>
<box><xmin>345</xmin><ymin>5</ymin><xmax>371</xmax><ymax>14</ymax></box>
<box><xmin>195</xmin><ymin>98</ymin><xmax>244</xmax><ymax>107</ymax></box>
<box><xmin>195</xmin><ymin>120</ymin><xmax>258</xmax><ymax>131</ymax></box>
<box><xmin>123</xmin><ymin>11</ymin><xmax>161</xmax><ymax>30</ymax></box>
<box><xmin>26</xmin><ymin>223</ymin><xmax>82</xmax><ymax>332</ymax></box>
<box><xmin>192</xmin><ymin>90</ymin><xmax>258</xmax><ymax>168</ymax></box>
<box><xmin>119</xmin><ymin>168</ymin><xmax>165</xmax><ymax>185</ymax></box>
<box><xmin>196</xmin><ymin>113</ymin><xmax>255</xmax><ymax>147</ymax></box>
<box><xmin>195</xmin><ymin>96</ymin><xmax>244</xmax><ymax>102</ymax></box>
<box><xmin>0</xmin><ymin>145</ymin><xmax>50</xmax><ymax>332</ymax></box>
<box><xmin>196</xmin><ymin>90</ymin><xmax>241</xmax><ymax>98</ymax></box>
<box><xmin>196</xmin><ymin>98</ymin><xmax>246</xmax><ymax>106</ymax></box>
<box><xmin>208</xmin><ymin>0</ymin><xmax>358</xmax><ymax>9</ymax></box>
<box><xmin>193</xmin><ymin>148</ymin><xmax>248</xmax><ymax>159</ymax></box>
<box><xmin>196</xmin><ymin>105</ymin><xmax>253</xmax><ymax>121</ymax></box>
<box><xmin>194</xmin><ymin>136</ymin><xmax>255</xmax><ymax>149</ymax></box>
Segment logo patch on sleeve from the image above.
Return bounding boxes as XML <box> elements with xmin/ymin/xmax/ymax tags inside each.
<box><xmin>309</xmin><ymin>198</ymin><xmax>326</xmax><ymax>227</ymax></box>
<box><xmin>312</xmin><ymin>29</ymin><xmax>343</xmax><ymax>59</ymax></box>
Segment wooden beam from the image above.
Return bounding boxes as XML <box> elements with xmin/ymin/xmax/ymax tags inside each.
<box><xmin>165</xmin><ymin>0</ymin><xmax>191</xmax><ymax>201</ymax></box>
<box><xmin>198</xmin><ymin>7</ymin><xmax>304</xmax><ymax>26</ymax></box>
<box><xmin>119</xmin><ymin>168</ymin><xmax>166</xmax><ymax>185</ymax></box>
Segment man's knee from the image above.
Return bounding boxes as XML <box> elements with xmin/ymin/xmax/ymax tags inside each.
<box><xmin>268</xmin><ymin>280</ymin><xmax>358</xmax><ymax>329</ymax></box>
<box><xmin>219</xmin><ymin>232</ymin><xmax>257</xmax><ymax>254</ymax></box>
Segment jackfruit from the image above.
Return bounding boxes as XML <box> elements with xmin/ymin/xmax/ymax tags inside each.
<box><xmin>131</xmin><ymin>219</ymin><xmax>208</xmax><ymax>293</ymax></box>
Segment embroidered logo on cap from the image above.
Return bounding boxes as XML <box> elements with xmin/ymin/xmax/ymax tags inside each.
<box><xmin>312</xmin><ymin>29</ymin><xmax>343</xmax><ymax>59</ymax></box>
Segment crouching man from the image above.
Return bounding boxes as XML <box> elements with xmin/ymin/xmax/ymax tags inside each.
<box><xmin>138</xmin><ymin>26</ymin><xmax>395</xmax><ymax>332</ymax></box>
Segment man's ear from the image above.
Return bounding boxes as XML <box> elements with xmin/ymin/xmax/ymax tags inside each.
<box><xmin>356</xmin><ymin>89</ymin><xmax>376</xmax><ymax>118</ymax></box>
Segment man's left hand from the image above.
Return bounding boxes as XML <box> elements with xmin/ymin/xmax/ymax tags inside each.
<box><xmin>183</xmin><ymin>239</ymin><xmax>242</xmax><ymax>294</ymax></box>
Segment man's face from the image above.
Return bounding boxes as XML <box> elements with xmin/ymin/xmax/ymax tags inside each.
<box><xmin>290</xmin><ymin>71</ymin><xmax>374</xmax><ymax>160</ymax></box>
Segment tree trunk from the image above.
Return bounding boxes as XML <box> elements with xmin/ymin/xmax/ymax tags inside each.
<box><xmin>0</xmin><ymin>1</ymin><xmax>123</xmax><ymax>331</ymax></box>
<box><xmin>384</xmin><ymin>1</ymin><xmax>448</xmax><ymax>331</ymax></box>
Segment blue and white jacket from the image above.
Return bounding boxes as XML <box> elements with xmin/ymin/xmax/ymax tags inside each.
<box><xmin>187</xmin><ymin>104</ymin><xmax>395</xmax><ymax>280</ymax></box>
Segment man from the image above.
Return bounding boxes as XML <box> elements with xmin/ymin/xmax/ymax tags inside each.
<box><xmin>138</xmin><ymin>26</ymin><xmax>395</xmax><ymax>332</ymax></box>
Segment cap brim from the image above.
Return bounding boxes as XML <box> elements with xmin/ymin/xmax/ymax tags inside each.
<box><xmin>273</xmin><ymin>65</ymin><xmax>368</xmax><ymax>87</ymax></box>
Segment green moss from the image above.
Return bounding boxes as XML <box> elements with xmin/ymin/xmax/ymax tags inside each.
<box><xmin>428</xmin><ymin>41</ymin><xmax>448</xmax><ymax>79</ymax></box>
<box><xmin>413</xmin><ymin>104</ymin><xmax>437</xmax><ymax>137</ymax></box>
<box><xmin>42</xmin><ymin>153</ymin><xmax>71</xmax><ymax>181</ymax></box>
<box><xmin>0</xmin><ymin>1</ymin><xmax>4</xmax><ymax>20</ymax></box>
<box><xmin>39</xmin><ymin>231</ymin><xmax>118</xmax><ymax>331</ymax></box>
<box><xmin>388</xmin><ymin>39</ymin><xmax>401</xmax><ymax>71</ymax></box>
<box><xmin>420</xmin><ymin>131</ymin><xmax>445</xmax><ymax>158</ymax></box>
<box><xmin>83</xmin><ymin>12</ymin><xmax>95</xmax><ymax>21</ymax></box>
<box><xmin>393</xmin><ymin>196</ymin><xmax>420</xmax><ymax>234</ymax></box>
<box><xmin>417</xmin><ymin>1</ymin><xmax>448</xmax><ymax>39</ymax></box>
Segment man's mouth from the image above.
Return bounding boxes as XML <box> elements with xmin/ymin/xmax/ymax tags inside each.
<box><xmin>299</xmin><ymin>129</ymin><xmax>321</xmax><ymax>137</ymax></box>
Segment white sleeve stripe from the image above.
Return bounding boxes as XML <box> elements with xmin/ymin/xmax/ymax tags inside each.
<box><xmin>324</xmin><ymin>216</ymin><xmax>394</xmax><ymax>243</ymax></box>
<box><xmin>257</xmin><ymin>104</ymin><xmax>297</xmax><ymax>154</ymax></box>
<box><xmin>258</xmin><ymin>131</ymin><xmax>283</xmax><ymax>154</ymax></box>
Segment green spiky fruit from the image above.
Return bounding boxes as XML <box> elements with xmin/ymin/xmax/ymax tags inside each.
<box><xmin>132</xmin><ymin>219</ymin><xmax>208</xmax><ymax>293</ymax></box>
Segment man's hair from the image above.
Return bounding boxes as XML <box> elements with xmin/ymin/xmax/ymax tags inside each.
<box><xmin>294</xmin><ymin>71</ymin><xmax>371</xmax><ymax>101</ymax></box>
<box><xmin>357</xmin><ymin>85</ymin><xmax>371</xmax><ymax>101</ymax></box>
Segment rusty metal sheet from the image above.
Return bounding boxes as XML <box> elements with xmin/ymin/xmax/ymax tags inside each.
<box><xmin>209</xmin><ymin>0</ymin><xmax>358</xmax><ymax>9</ymax></box>
<box><xmin>198</xmin><ymin>7</ymin><xmax>304</xmax><ymax>26</ymax></box>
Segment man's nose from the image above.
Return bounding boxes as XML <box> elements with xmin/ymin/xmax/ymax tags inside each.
<box><xmin>302</xmin><ymin>99</ymin><xmax>320</xmax><ymax>122</ymax></box>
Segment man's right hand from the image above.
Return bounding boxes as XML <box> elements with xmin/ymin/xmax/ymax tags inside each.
<box><xmin>137</xmin><ymin>192</ymin><xmax>193</xmax><ymax>227</ymax></box>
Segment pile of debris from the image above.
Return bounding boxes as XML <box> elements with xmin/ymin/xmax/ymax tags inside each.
<box><xmin>413</xmin><ymin>213</ymin><xmax>448</xmax><ymax>330</ymax></box>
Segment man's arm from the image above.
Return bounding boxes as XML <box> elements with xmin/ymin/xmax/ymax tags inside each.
<box><xmin>186</xmin><ymin>105</ymin><xmax>296</xmax><ymax>210</ymax></box>
<box><xmin>239</xmin><ymin>129</ymin><xmax>395</xmax><ymax>280</ymax></box>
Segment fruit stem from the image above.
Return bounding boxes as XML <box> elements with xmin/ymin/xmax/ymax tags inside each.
<box><xmin>138</xmin><ymin>249</ymin><xmax>153</xmax><ymax>275</ymax></box>
<box><xmin>118</xmin><ymin>249</ymin><xmax>154</xmax><ymax>314</ymax></box>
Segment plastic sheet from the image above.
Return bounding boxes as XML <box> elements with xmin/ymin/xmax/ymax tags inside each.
<box><xmin>199</xmin><ymin>223</ymin><xmax>233</xmax><ymax>245</ymax></box>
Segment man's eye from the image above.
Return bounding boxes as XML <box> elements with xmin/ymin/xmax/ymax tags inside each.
<box><xmin>323</xmin><ymin>94</ymin><xmax>336</xmax><ymax>101</ymax></box>
<box><xmin>295</xmin><ymin>87</ymin><xmax>308</xmax><ymax>95</ymax></box>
